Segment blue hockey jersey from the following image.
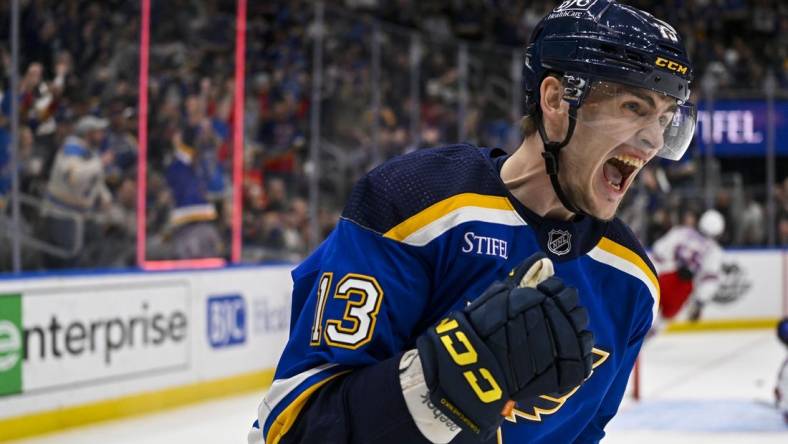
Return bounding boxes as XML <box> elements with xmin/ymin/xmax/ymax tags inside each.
<box><xmin>253</xmin><ymin>145</ymin><xmax>659</xmax><ymax>444</ymax></box>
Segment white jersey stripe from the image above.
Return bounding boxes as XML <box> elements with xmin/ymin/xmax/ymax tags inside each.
<box><xmin>399</xmin><ymin>207</ymin><xmax>527</xmax><ymax>247</ymax></box>
<box><xmin>257</xmin><ymin>363</ymin><xmax>338</xmax><ymax>437</ymax></box>
<box><xmin>587</xmin><ymin>247</ymin><xmax>660</xmax><ymax>323</ymax></box>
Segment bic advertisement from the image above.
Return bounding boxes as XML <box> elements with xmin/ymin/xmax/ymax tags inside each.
<box><xmin>694</xmin><ymin>100</ymin><xmax>787</xmax><ymax>157</ymax></box>
<box><xmin>0</xmin><ymin>282</ymin><xmax>190</xmax><ymax>397</ymax></box>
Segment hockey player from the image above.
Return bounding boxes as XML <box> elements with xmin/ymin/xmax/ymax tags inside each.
<box><xmin>249</xmin><ymin>1</ymin><xmax>697</xmax><ymax>443</ymax></box>
<box><xmin>776</xmin><ymin>318</ymin><xmax>788</xmax><ymax>424</ymax></box>
<box><xmin>651</xmin><ymin>209</ymin><xmax>724</xmax><ymax>323</ymax></box>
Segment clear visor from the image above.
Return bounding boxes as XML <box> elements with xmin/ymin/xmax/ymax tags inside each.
<box><xmin>567</xmin><ymin>80</ymin><xmax>697</xmax><ymax>161</ymax></box>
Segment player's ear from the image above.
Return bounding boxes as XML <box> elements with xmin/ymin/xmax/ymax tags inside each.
<box><xmin>539</xmin><ymin>76</ymin><xmax>569</xmax><ymax>141</ymax></box>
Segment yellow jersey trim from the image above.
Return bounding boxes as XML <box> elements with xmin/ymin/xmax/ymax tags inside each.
<box><xmin>265</xmin><ymin>370</ymin><xmax>351</xmax><ymax>444</ymax></box>
<box><xmin>383</xmin><ymin>193</ymin><xmax>517</xmax><ymax>242</ymax></box>
<box><xmin>596</xmin><ymin>237</ymin><xmax>660</xmax><ymax>307</ymax></box>
<box><xmin>0</xmin><ymin>368</ymin><xmax>275</xmax><ymax>442</ymax></box>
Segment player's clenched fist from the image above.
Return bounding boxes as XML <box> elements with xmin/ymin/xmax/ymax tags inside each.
<box><xmin>415</xmin><ymin>253</ymin><xmax>594</xmax><ymax>440</ymax></box>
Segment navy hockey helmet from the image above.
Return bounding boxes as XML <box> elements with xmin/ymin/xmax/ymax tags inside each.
<box><xmin>522</xmin><ymin>0</ymin><xmax>697</xmax><ymax>216</ymax></box>
<box><xmin>525</xmin><ymin>0</ymin><xmax>693</xmax><ymax>107</ymax></box>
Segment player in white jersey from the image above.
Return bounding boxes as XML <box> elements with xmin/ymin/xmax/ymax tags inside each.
<box><xmin>776</xmin><ymin>318</ymin><xmax>788</xmax><ymax>424</ymax></box>
<box><xmin>650</xmin><ymin>209</ymin><xmax>724</xmax><ymax>322</ymax></box>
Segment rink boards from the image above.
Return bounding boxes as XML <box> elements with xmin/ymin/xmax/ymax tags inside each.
<box><xmin>0</xmin><ymin>265</ymin><xmax>293</xmax><ymax>441</ymax></box>
<box><xmin>0</xmin><ymin>249</ymin><xmax>785</xmax><ymax>440</ymax></box>
<box><xmin>662</xmin><ymin>249</ymin><xmax>787</xmax><ymax>329</ymax></box>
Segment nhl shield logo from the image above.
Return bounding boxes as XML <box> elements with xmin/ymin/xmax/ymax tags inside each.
<box><xmin>547</xmin><ymin>229</ymin><xmax>571</xmax><ymax>256</ymax></box>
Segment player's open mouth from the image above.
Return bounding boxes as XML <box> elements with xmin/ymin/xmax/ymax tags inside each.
<box><xmin>602</xmin><ymin>154</ymin><xmax>644</xmax><ymax>192</ymax></box>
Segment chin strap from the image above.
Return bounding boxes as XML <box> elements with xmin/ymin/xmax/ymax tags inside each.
<box><xmin>535</xmin><ymin>106</ymin><xmax>589</xmax><ymax>217</ymax></box>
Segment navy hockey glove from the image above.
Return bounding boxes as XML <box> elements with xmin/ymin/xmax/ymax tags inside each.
<box><xmin>416</xmin><ymin>253</ymin><xmax>594</xmax><ymax>440</ymax></box>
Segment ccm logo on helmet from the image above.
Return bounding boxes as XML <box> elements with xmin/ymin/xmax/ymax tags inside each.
<box><xmin>655</xmin><ymin>57</ymin><xmax>688</xmax><ymax>75</ymax></box>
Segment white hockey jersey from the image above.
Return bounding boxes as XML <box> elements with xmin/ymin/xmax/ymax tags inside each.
<box><xmin>650</xmin><ymin>226</ymin><xmax>723</xmax><ymax>304</ymax></box>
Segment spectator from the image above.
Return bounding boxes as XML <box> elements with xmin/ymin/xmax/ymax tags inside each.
<box><xmin>734</xmin><ymin>192</ymin><xmax>766</xmax><ymax>245</ymax></box>
<box><xmin>40</xmin><ymin>115</ymin><xmax>112</xmax><ymax>268</ymax></box>
<box><xmin>0</xmin><ymin>62</ymin><xmax>46</xmax><ymax>206</ymax></box>
<box><xmin>95</xmin><ymin>176</ymin><xmax>137</xmax><ymax>267</ymax></box>
<box><xmin>103</xmin><ymin>100</ymin><xmax>138</xmax><ymax>184</ymax></box>
<box><xmin>264</xmin><ymin>177</ymin><xmax>288</xmax><ymax>212</ymax></box>
<box><xmin>779</xmin><ymin>213</ymin><xmax>788</xmax><ymax>246</ymax></box>
<box><xmin>164</xmin><ymin>126</ymin><xmax>223</xmax><ymax>259</ymax></box>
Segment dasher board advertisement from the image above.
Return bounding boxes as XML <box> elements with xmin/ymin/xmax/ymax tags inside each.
<box><xmin>0</xmin><ymin>281</ymin><xmax>190</xmax><ymax>397</ymax></box>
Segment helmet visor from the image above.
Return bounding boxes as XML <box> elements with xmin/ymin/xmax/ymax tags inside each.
<box><xmin>567</xmin><ymin>80</ymin><xmax>697</xmax><ymax>161</ymax></box>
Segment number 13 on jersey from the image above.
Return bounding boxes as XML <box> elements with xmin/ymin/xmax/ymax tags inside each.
<box><xmin>310</xmin><ymin>272</ymin><xmax>384</xmax><ymax>350</ymax></box>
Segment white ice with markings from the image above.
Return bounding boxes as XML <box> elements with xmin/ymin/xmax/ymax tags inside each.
<box><xmin>9</xmin><ymin>330</ymin><xmax>788</xmax><ymax>443</ymax></box>
<box><xmin>606</xmin><ymin>330</ymin><xmax>787</xmax><ymax>443</ymax></box>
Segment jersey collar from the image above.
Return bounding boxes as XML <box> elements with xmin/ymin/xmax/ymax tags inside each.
<box><xmin>482</xmin><ymin>147</ymin><xmax>609</xmax><ymax>262</ymax></box>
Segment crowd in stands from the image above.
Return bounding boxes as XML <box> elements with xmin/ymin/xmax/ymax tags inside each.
<box><xmin>0</xmin><ymin>0</ymin><xmax>786</xmax><ymax>272</ymax></box>
<box><xmin>0</xmin><ymin>0</ymin><xmax>143</xmax><ymax>270</ymax></box>
<box><xmin>353</xmin><ymin>0</ymin><xmax>788</xmax><ymax>90</ymax></box>
<box><xmin>618</xmin><ymin>162</ymin><xmax>788</xmax><ymax>247</ymax></box>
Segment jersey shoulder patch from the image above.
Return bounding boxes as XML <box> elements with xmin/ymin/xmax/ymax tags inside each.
<box><xmin>341</xmin><ymin>144</ymin><xmax>508</xmax><ymax>235</ymax></box>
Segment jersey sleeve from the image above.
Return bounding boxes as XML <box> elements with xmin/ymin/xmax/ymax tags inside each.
<box><xmin>573</xmin><ymin>285</ymin><xmax>653</xmax><ymax>444</ymax></box>
<box><xmin>575</xmin><ymin>220</ymin><xmax>659</xmax><ymax>443</ymax></box>
<box><xmin>255</xmin><ymin>171</ymin><xmax>440</xmax><ymax>444</ymax></box>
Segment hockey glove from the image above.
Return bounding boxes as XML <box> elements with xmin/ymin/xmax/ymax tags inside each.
<box><xmin>415</xmin><ymin>253</ymin><xmax>594</xmax><ymax>440</ymax></box>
